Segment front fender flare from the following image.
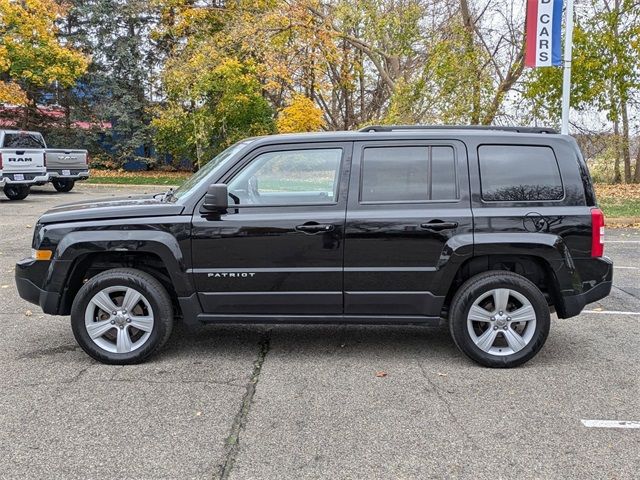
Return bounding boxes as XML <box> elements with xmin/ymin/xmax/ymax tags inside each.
<box><xmin>45</xmin><ymin>230</ymin><xmax>194</xmax><ymax>298</ymax></box>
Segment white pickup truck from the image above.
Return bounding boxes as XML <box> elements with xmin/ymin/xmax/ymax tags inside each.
<box><xmin>0</xmin><ymin>130</ymin><xmax>89</xmax><ymax>200</ymax></box>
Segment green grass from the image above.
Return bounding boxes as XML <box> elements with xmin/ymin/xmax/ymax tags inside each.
<box><xmin>258</xmin><ymin>176</ymin><xmax>333</xmax><ymax>192</ymax></box>
<box><xmin>86</xmin><ymin>175</ymin><xmax>188</xmax><ymax>186</ymax></box>
<box><xmin>599</xmin><ymin>197</ymin><xmax>640</xmax><ymax>218</ymax></box>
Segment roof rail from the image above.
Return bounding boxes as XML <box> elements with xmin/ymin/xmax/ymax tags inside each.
<box><xmin>358</xmin><ymin>125</ymin><xmax>559</xmax><ymax>134</ymax></box>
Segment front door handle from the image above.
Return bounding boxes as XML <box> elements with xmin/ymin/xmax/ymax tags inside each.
<box><xmin>420</xmin><ymin>221</ymin><xmax>458</xmax><ymax>231</ymax></box>
<box><xmin>295</xmin><ymin>223</ymin><xmax>335</xmax><ymax>234</ymax></box>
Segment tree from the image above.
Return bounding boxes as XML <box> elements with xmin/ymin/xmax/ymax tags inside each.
<box><xmin>0</xmin><ymin>0</ymin><xmax>88</xmax><ymax>120</ymax></box>
<box><xmin>153</xmin><ymin>57</ymin><xmax>275</xmax><ymax>167</ymax></box>
<box><xmin>277</xmin><ymin>94</ymin><xmax>324</xmax><ymax>133</ymax></box>
<box><xmin>525</xmin><ymin>0</ymin><xmax>640</xmax><ymax>183</ymax></box>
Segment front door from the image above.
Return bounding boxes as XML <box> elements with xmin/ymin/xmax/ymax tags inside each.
<box><xmin>191</xmin><ymin>142</ymin><xmax>352</xmax><ymax>316</ymax></box>
<box><xmin>343</xmin><ymin>140</ymin><xmax>472</xmax><ymax>317</ymax></box>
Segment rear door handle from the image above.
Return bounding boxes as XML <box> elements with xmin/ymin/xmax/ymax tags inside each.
<box><xmin>295</xmin><ymin>223</ymin><xmax>335</xmax><ymax>234</ymax></box>
<box><xmin>420</xmin><ymin>221</ymin><xmax>458</xmax><ymax>231</ymax></box>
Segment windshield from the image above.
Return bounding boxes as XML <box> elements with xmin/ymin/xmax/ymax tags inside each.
<box><xmin>172</xmin><ymin>140</ymin><xmax>254</xmax><ymax>200</ymax></box>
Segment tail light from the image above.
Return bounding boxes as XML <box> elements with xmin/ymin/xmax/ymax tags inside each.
<box><xmin>0</xmin><ymin>153</ymin><xmax>3</xmax><ymax>169</ymax></box>
<box><xmin>43</xmin><ymin>152</ymin><xmax>47</xmax><ymax>167</ymax></box>
<box><xmin>591</xmin><ymin>208</ymin><xmax>604</xmax><ymax>257</ymax></box>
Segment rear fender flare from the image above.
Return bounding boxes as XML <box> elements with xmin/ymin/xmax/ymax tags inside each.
<box><xmin>472</xmin><ymin>232</ymin><xmax>581</xmax><ymax>296</ymax></box>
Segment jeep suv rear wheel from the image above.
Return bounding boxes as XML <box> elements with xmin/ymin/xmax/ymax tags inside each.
<box><xmin>71</xmin><ymin>268</ymin><xmax>173</xmax><ymax>364</ymax></box>
<box><xmin>448</xmin><ymin>271</ymin><xmax>550</xmax><ymax>368</ymax></box>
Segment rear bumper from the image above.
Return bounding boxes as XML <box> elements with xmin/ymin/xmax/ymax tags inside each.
<box><xmin>559</xmin><ymin>256</ymin><xmax>613</xmax><ymax>318</ymax></box>
<box><xmin>46</xmin><ymin>169</ymin><xmax>89</xmax><ymax>181</ymax></box>
<box><xmin>1</xmin><ymin>173</ymin><xmax>48</xmax><ymax>186</ymax></box>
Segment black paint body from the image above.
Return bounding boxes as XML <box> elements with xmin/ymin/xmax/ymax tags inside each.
<box><xmin>15</xmin><ymin>130</ymin><xmax>613</xmax><ymax>325</ymax></box>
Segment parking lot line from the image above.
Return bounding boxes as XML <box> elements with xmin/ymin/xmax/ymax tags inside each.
<box><xmin>581</xmin><ymin>420</ymin><xmax>640</xmax><ymax>429</ymax></box>
<box><xmin>583</xmin><ymin>310</ymin><xmax>640</xmax><ymax>315</ymax></box>
<box><xmin>615</xmin><ymin>266</ymin><xmax>640</xmax><ymax>270</ymax></box>
<box><xmin>607</xmin><ymin>240</ymin><xmax>640</xmax><ymax>243</ymax></box>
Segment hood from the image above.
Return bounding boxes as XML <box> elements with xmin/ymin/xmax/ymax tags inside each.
<box><xmin>38</xmin><ymin>194</ymin><xmax>185</xmax><ymax>224</ymax></box>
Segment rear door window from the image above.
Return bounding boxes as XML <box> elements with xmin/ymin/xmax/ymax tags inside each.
<box><xmin>360</xmin><ymin>145</ymin><xmax>457</xmax><ymax>203</ymax></box>
<box><xmin>478</xmin><ymin>145</ymin><xmax>563</xmax><ymax>201</ymax></box>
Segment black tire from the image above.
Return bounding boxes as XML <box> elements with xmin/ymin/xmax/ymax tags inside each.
<box><xmin>448</xmin><ymin>271</ymin><xmax>550</xmax><ymax>368</ymax></box>
<box><xmin>52</xmin><ymin>178</ymin><xmax>75</xmax><ymax>192</ymax></box>
<box><xmin>3</xmin><ymin>184</ymin><xmax>30</xmax><ymax>200</ymax></box>
<box><xmin>71</xmin><ymin>268</ymin><xmax>174</xmax><ymax>364</ymax></box>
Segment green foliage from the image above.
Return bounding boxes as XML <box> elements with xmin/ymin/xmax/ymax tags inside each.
<box><xmin>525</xmin><ymin>5</ymin><xmax>640</xmax><ymax>123</ymax></box>
<box><xmin>0</xmin><ymin>0</ymin><xmax>88</xmax><ymax>104</ymax></box>
<box><xmin>153</xmin><ymin>58</ymin><xmax>275</xmax><ymax>167</ymax></box>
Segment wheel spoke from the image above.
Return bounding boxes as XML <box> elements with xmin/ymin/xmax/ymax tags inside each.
<box><xmin>122</xmin><ymin>288</ymin><xmax>142</xmax><ymax>312</ymax></box>
<box><xmin>116</xmin><ymin>327</ymin><xmax>133</xmax><ymax>353</ymax></box>
<box><xmin>91</xmin><ymin>291</ymin><xmax>118</xmax><ymax>315</ymax></box>
<box><xmin>475</xmin><ymin>328</ymin><xmax>498</xmax><ymax>352</ymax></box>
<box><xmin>509</xmin><ymin>304</ymin><xmax>536</xmax><ymax>323</ymax></box>
<box><xmin>503</xmin><ymin>328</ymin><xmax>527</xmax><ymax>352</ymax></box>
<box><xmin>86</xmin><ymin>319</ymin><xmax>114</xmax><ymax>339</ymax></box>
<box><xmin>468</xmin><ymin>305</ymin><xmax>492</xmax><ymax>322</ymax></box>
<box><xmin>493</xmin><ymin>289</ymin><xmax>510</xmax><ymax>313</ymax></box>
<box><xmin>129</xmin><ymin>315</ymin><xmax>153</xmax><ymax>332</ymax></box>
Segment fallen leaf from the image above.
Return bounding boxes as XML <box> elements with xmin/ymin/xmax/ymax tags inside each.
<box><xmin>25</xmin><ymin>310</ymin><xmax>33</xmax><ymax>317</ymax></box>
<box><xmin>1</xmin><ymin>285</ymin><xmax>9</xmax><ymax>289</ymax></box>
<box><xmin>26</xmin><ymin>225</ymin><xmax>32</xmax><ymax>228</ymax></box>
<box><xmin>437</xmin><ymin>372</ymin><xmax>448</xmax><ymax>377</ymax></box>
<box><xmin>195</xmin><ymin>411</ymin><xmax>202</xmax><ymax>416</ymax></box>
<box><xmin>375</xmin><ymin>371</ymin><xmax>387</xmax><ymax>377</ymax></box>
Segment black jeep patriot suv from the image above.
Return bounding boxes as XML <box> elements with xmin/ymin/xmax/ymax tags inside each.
<box><xmin>15</xmin><ymin>126</ymin><xmax>612</xmax><ymax>367</ymax></box>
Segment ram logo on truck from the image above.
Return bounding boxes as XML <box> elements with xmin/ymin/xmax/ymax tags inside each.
<box><xmin>7</xmin><ymin>157</ymin><xmax>33</xmax><ymax>162</ymax></box>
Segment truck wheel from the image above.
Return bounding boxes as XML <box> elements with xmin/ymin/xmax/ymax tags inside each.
<box><xmin>71</xmin><ymin>268</ymin><xmax>174</xmax><ymax>365</ymax></box>
<box><xmin>448</xmin><ymin>271</ymin><xmax>550</xmax><ymax>368</ymax></box>
<box><xmin>3</xmin><ymin>184</ymin><xmax>31</xmax><ymax>200</ymax></box>
<box><xmin>52</xmin><ymin>179</ymin><xmax>75</xmax><ymax>192</ymax></box>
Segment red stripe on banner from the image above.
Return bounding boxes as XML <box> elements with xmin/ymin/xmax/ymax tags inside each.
<box><xmin>525</xmin><ymin>0</ymin><xmax>539</xmax><ymax>67</ymax></box>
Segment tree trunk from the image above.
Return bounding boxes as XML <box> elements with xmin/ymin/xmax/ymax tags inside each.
<box><xmin>620</xmin><ymin>98</ymin><xmax>631</xmax><ymax>182</ymax></box>
<box><xmin>460</xmin><ymin>0</ymin><xmax>480</xmax><ymax>124</ymax></box>
<box><xmin>613</xmin><ymin>119</ymin><xmax>622</xmax><ymax>183</ymax></box>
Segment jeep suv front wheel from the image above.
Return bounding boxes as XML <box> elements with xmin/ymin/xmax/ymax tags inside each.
<box><xmin>448</xmin><ymin>271</ymin><xmax>550</xmax><ymax>368</ymax></box>
<box><xmin>71</xmin><ymin>268</ymin><xmax>173</xmax><ymax>364</ymax></box>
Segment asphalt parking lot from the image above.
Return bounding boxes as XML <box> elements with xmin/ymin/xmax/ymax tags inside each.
<box><xmin>1</xmin><ymin>184</ymin><xmax>639</xmax><ymax>479</ymax></box>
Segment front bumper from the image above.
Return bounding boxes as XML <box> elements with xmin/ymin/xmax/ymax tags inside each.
<box><xmin>15</xmin><ymin>257</ymin><xmax>61</xmax><ymax>315</ymax></box>
<box><xmin>46</xmin><ymin>169</ymin><xmax>89</xmax><ymax>181</ymax></box>
<box><xmin>559</xmin><ymin>256</ymin><xmax>613</xmax><ymax>318</ymax></box>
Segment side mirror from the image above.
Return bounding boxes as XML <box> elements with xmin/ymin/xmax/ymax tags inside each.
<box><xmin>201</xmin><ymin>183</ymin><xmax>228</xmax><ymax>213</ymax></box>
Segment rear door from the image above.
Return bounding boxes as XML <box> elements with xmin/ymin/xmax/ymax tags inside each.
<box><xmin>343</xmin><ymin>140</ymin><xmax>472</xmax><ymax>317</ymax></box>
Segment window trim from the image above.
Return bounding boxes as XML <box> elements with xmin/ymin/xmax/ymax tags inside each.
<box><xmin>358</xmin><ymin>144</ymin><xmax>460</xmax><ymax>205</ymax></box>
<box><xmin>477</xmin><ymin>143</ymin><xmax>565</xmax><ymax>204</ymax></box>
<box><xmin>224</xmin><ymin>146</ymin><xmax>345</xmax><ymax>208</ymax></box>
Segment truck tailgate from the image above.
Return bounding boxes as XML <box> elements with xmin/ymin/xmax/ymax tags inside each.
<box><xmin>0</xmin><ymin>149</ymin><xmax>46</xmax><ymax>175</ymax></box>
<box><xmin>45</xmin><ymin>149</ymin><xmax>88</xmax><ymax>171</ymax></box>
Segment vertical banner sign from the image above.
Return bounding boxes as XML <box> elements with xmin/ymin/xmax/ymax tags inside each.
<box><xmin>525</xmin><ymin>0</ymin><xmax>563</xmax><ymax>67</ymax></box>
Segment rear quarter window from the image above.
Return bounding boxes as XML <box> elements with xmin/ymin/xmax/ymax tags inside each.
<box><xmin>478</xmin><ymin>145</ymin><xmax>564</xmax><ymax>201</ymax></box>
